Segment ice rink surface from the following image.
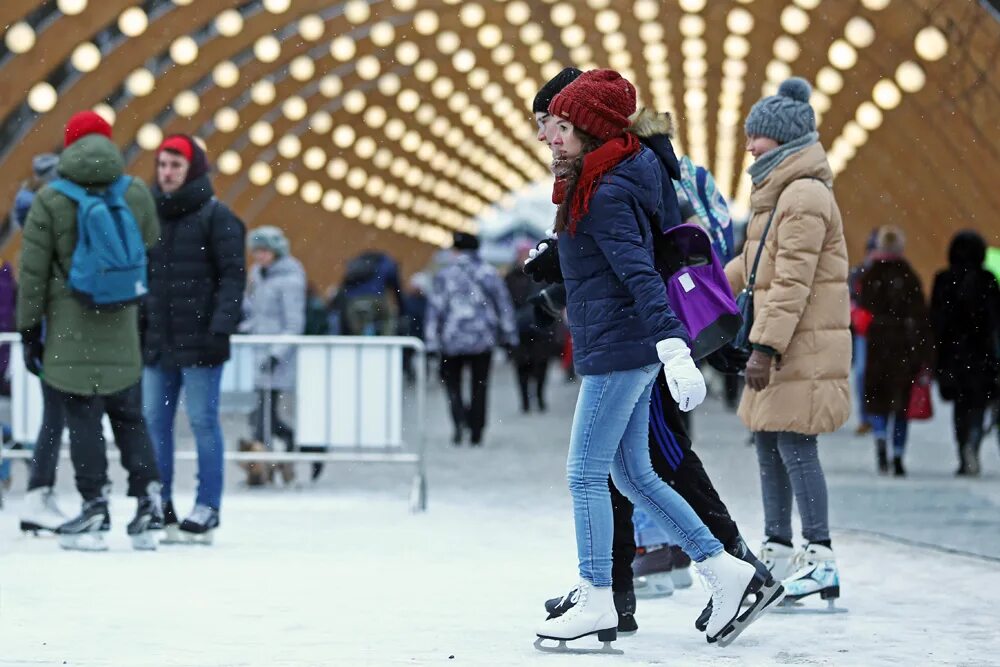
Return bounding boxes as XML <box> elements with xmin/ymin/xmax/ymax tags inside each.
<box><xmin>2</xmin><ymin>363</ymin><xmax>999</xmax><ymax>666</ymax></box>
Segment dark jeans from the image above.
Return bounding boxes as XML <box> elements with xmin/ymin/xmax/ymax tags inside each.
<box><xmin>250</xmin><ymin>389</ymin><xmax>295</xmax><ymax>451</ymax></box>
<box><xmin>754</xmin><ymin>431</ymin><xmax>829</xmax><ymax>544</ymax></box>
<box><xmin>515</xmin><ymin>357</ymin><xmax>549</xmax><ymax>412</ymax></box>
<box><xmin>55</xmin><ymin>381</ymin><xmax>159</xmax><ymax>500</ymax></box>
<box><xmin>954</xmin><ymin>399</ymin><xmax>986</xmax><ymax>456</ymax></box>
<box><xmin>27</xmin><ymin>382</ymin><xmax>66</xmax><ymax>490</ymax></box>
<box><xmin>439</xmin><ymin>352</ymin><xmax>492</xmax><ymax>438</ymax></box>
<box><xmin>609</xmin><ymin>373</ymin><xmax>741</xmax><ymax>591</ymax></box>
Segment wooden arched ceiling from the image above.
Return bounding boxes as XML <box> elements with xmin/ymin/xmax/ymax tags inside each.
<box><xmin>1</xmin><ymin>0</ymin><xmax>997</xmax><ymax>287</ymax></box>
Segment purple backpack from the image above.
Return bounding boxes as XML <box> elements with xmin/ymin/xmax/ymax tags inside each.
<box><xmin>655</xmin><ymin>224</ymin><xmax>741</xmax><ymax>360</ymax></box>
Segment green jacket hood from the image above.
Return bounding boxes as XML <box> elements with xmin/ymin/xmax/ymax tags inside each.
<box><xmin>57</xmin><ymin>135</ymin><xmax>125</xmax><ymax>186</ymax></box>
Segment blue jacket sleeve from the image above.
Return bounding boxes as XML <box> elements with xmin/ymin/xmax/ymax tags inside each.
<box><xmin>586</xmin><ymin>187</ymin><xmax>689</xmax><ymax>344</ymax></box>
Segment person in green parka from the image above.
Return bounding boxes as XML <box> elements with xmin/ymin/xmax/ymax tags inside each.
<box><xmin>16</xmin><ymin>111</ymin><xmax>164</xmax><ymax>551</ymax></box>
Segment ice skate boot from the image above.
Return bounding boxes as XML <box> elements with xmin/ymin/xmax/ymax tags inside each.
<box><xmin>760</xmin><ymin>538</ymin><xmax>798</xmax><ymax>581</ymax></box>
<box><xmin>696</xmin><ymin>536</ymin><xmax>781</xmax><ymax>632</ymax></box>
<box><xmin>775</xmin><ymin>544</ymin><xmax>847</xmax><ymax>614</ymax></box>
<box><xmin>545</xmin><ymin>587</ymin><xmax>638</xmax><ymax>635</ymax></box>
<box><xmin>893</xmin><ymin>456</ymin><xmax>906</xmax><ymax>477</ymax></box>
<box><xmin>961</xmin><ymin>444</ymin><xmax>981</xmax><ymax>476</ymax></box>
<box><xmin>632</xmin><ymin>543</ymin><xmax>675</xmax><ymax>599</ymax></box>
<box><xmin>57</xmin><ymin>497</ymin><xmax>110</xmax><ymax>551</ymax></box>
<box><xmin>20</xmin><ymin>487</ymin><xmax>67</xmax><ymax>534</ymax></box>
<box><xmin>160</xmin><ymin>500</ymin><xmax>185</xmax><ymax>544</ymax></box>
<box><xmin>696</xmin><ymin>551</ymin><xmax>780</xmax><ymax>647</ymax></box>
<box><xmin>180</xmin><ymin>504</ymin><xmax>220</xmax><ymax>545</ymax></box>
<box><xmin>127</xmin><ymin>482</ymin><xmax>163</xmax><ymax>551</ymax></box>
<box><xmin>669</xmin><ymin>545</ymin><xmax>693</xmax><ymax>588</ymax></box>
<box><xmin>535</xmin><ymin>580</ymin><xmax>622</xmax><ymax>654</ymax></box>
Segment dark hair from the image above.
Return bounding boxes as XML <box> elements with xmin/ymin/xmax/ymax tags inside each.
<box><xmin>553</xmin><ymin>128</ymin><xmax>603</xmax><ymax>233</ymax></box>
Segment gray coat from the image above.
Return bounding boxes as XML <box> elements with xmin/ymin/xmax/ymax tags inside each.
<box><xmin>241</xmin><ymin>255</ymin><xmax>306</xmax><ymax>391</ymax></box>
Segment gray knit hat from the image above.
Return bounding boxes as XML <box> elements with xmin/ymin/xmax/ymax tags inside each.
<box><xmin>744</xmin><ymin>77</ymin><xmax>816</xmax><ymax>144</ymax></box>
<box><xmin>248</xmin><ymin>225</ymin><xmax>290</xmax><ymax>256</ymax></box>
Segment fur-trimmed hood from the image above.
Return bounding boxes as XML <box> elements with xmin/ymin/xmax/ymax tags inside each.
<box><xmin>627</xmin><ymin>108</ymin><xmax>674</xmax><ymax>139</ymax></box>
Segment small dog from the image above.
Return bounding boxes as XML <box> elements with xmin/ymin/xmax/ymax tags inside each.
<box><xmin>238</xmin><ymin>438</ymin><xmax>295</xmax><ymax>487</ymax></box>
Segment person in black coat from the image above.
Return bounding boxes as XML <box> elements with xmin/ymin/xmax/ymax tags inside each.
<box><xmin>505</xmin><ymin>243</ymin><xmax>556</xmax><ymax>413</ymax></box>
<box><xmin>141</xmin><ymin>134</ymin><xmax>246</xmax><ymax>537</ymax></box>
<box><xmin>930</xmin><ymin>230</ymin><xmax>1000</xmax><ymax>475</ymax></box>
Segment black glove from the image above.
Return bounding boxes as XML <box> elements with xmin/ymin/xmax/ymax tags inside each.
<box><xmin>259</xmin><ymin>355</ymin><xmax>281</xmax><ymax>373</ymax></box>
<box><xmin>705</xmin><ymin>343</ymin><xmax>751</xmax><ymax>375</ymax></box>
<box><xmin>21</xmin><ymin>327</ymin><xmax>44</xmax><ymax>377</ymax></box>
<box><xmin>205</xmin><ymin>333</ymin><xmax>229</xmax><ymax>359</ymax></box>
<box><xmin>523</xmin><ymin>238</ymin><xmax>563</xmax><ymax>284</ymax></box>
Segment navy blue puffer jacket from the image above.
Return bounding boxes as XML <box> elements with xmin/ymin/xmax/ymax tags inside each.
<box><xmin>558</xmin><ymin>147</ymin><xmax>688</xmax><ymax>375</ymax></box>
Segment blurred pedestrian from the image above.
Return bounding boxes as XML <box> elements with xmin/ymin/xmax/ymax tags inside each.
<box><xmin>506</xmin><ymin>242</ymin><xmax>555</xmax><ymax>413</ymax></box>
<box><xmin>930</xmin><ymin>230</ymin><xmax>1000</xmax><ymax>475</ymax></box>
<box><xmin>848</xmin><ymin>229</ymin><xmax>880</xmax><ymax>435</ymax></box>
<box><xmin>425</xmin><ymin>232</ymin><xmax>518</xmax><ymax>446</ymax></box>
<box><xmin>859</xmin><ymin>226</ymin><xmax>931</xmax><ymax>477</ymax></box>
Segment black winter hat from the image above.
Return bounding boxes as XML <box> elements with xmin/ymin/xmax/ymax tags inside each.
<box><xmin>532</xmin><ymin>67</ymin><xmax>583</xmax><ymax>114</ymax></box>
<box><xmin>452</xmin><ymin>232</ymin><xmax>480</xmax><ymax>251</ymax></box>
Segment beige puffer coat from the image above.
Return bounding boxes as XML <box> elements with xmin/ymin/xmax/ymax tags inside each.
<box><xmin>725</xmin><ymin>142</ymin><xmax>851</xmax><ymax>434</ymax></box>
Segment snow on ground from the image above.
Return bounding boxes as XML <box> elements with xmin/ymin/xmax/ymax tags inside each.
<box><xmin>2</xmin><ymin>362</ymin><xmax>999</xmax><ymax>666</ymax></box>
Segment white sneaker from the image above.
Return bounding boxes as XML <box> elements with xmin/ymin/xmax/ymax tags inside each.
<box><xmin>536</xmin><ymin>580</ymin><xmax>618</xmax><ymax>642</ymax></box>
<box><xmin>20</xmin><ymin>487</ymin><xmax>67</xmax><ymax>533</ymax></box>
<box><xmin>694</xmin><ymin>552</ymin><xmax>758</xmax><ymax>641</ymax></box>
<box><xmin>760</xmin><ymin>539</ymin><xmax>798</xmax><ymax>581</ymax></box>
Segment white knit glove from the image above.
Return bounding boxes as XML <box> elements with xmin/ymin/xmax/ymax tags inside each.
<box><xmin>524</xmin><ymin>240</ymin><xmax>552</xmax><ymax>267</ymax></box>
<box><xmin>656</xmin><ymin>338</ymin><xmax>707</xmax><ymax>412</ymax></box>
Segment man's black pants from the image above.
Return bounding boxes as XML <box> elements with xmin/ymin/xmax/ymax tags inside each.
<box><xmin>55</xmin><ymin>381</ymin><xmax>159</xmax><ymax>501</ymax></box>
<box><xmin>439</xmin><ymin>352</ymin><xmax>492</xmax><ymax>439</ymax></box>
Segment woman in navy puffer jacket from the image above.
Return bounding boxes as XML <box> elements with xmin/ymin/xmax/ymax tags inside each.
<box><xmin>534</xmin><ymin>70</ymin><xmax>766</xmax><ymax>649</ymax></box>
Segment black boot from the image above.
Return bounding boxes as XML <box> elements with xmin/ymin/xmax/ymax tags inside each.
<box><xmin>57</xmin><ymin>496</ymin><xmax>111</xmax><ymax>551</ymax></box>
<box><xmin>614</xmin><ymin>590</ymin><xmax>638</xmax><ymax>635</ymax></box>
<box><xmin>127</xmin><ymin>482</ymin><xmax>164</xmax><ymax>550</ymax></box>
<box><xmin>876</xmin><ymin>438</ymin><xmax>889</xmax><ymax>474</ymax></box>
<box><xmin>893</xmin><ymin>456</ymin><xmax>906</xmax><ymax>477</ymax></box>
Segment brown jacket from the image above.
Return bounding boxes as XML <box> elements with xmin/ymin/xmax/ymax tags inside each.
<box><xmin>725</xmin><ymin>143</ymin><xmax>851</xmax><ymax>434</ymax></box>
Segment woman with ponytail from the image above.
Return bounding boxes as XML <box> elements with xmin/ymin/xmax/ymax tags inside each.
<box><xmin>535</xmin><ymin>70</ymin><xmax>781</xmax><ymax>651</ymax></box>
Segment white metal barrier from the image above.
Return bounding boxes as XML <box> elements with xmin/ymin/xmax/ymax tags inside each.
<box><xmin>0</xmin><ymin>334</ymin><xmax>427</xmax><ymax>511</ymax></box>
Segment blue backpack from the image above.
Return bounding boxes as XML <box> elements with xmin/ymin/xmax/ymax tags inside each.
<box><xmin>49</xmin><ymin>176</ymin><xmax>148</xmax><ymax>309</ymax></box>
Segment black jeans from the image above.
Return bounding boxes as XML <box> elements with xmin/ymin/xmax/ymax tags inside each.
<box><xmin>27</xmin><ymin>382</ymin><xmax>66</xmax><ymax>490</ymax></box>
<box><xmin>514</xmin><ymin>349</ymin><xmax>550</xmax><ymax>412</ymax></box>
<box><xmin>439</xmin><ymin>352</ymin><xmax>492</xmax><ymax>438</ymax></box>
<box><xmin>610</xmin><ymin>372</ymin><xmax>741</xmax><ymax>591</ymax></box>
<box><xmin>56</xmin><ymin>381</ymin><xmax>159</xmax><ymax>500</ymax></box>
<box><xmin>953</xmin><ymin>399</ymin><xmax>986</xmax><ymax>456</ymax></box>
<box><xmin>250</xmin><ymin>390</ymin><xmax>295</xmax><ymax>451</ymax></box>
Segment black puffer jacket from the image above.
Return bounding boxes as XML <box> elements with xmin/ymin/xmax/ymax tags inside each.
<box><xmin>143</xmin><ymin>175</ymin><xmax>246</xmax><ymax>367</ymax></box>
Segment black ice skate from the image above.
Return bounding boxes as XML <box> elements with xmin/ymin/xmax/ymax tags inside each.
<box><xmin>632</xmin><ymin>543</ymin><xmax>675</xmax><ymax>599</ymax></box>
<box><xmin>126</xmin><ymin>483</ymin><xmax>164</xmax><ymax>551</ymax></box>
<box><xmin>180</xmin><ymin>504</ymin><xmax>220</xmax><ymax>545</ymax></box>
<box><xmin>57</xmin><ymin>497</ymin><xmax>111</xmax><ymax>551</ymax></box>
<box><xmin>543</xmin><ymin>588</ymin><xmax>638</xmax><ymax>635</ymax></box>
<box><xmin>160</xmin><ymin>500</ymin><xmax>185</xmax><ymax>545</ymax></box>
<box><xmin>535</xmin><ymin>580</ymin><xmax>622</xmax><ymax>655</ymax></box>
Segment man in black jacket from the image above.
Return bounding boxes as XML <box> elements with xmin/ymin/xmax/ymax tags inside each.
<box><xmin>141</xmin><ymin>134</ymin><xmax>245</xmax><ymax>543</ymax></box>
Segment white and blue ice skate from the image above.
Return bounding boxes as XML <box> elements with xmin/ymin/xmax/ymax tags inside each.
<box><xmin>774</xmin><ymin>544</ymin><xmax>848</xmax><ymax>614</ymax></box>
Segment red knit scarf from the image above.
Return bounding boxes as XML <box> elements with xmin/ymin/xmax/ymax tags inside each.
<box><xmin>552</xmin><ymin>133</ymin><xmax>642</xmax><ymax>235</ymax></box>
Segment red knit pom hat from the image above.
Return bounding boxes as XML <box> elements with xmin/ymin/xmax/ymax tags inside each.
<box><xmin>547</xmin><ymin>69</ymin><xmax>637</xmax><ymax>140</ymax></box>
<box><xmin>64</xmin><ymin>110</ymin><xmax>113</xmax><ymax>147</ymax></box>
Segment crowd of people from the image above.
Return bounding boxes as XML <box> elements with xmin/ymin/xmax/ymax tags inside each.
<box><xmin>1</xmin><ymin>57</ymin><xmax>997</xmax><ymax>654</ymax></box>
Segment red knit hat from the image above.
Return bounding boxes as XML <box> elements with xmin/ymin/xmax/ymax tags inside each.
<box><xmin>547</xmin><ymin>69</ymin><xmax>637</xmax><ymax>140</ymax></box>
<box><xmin>158</xmin><ymin>135</ymin><xmax>194</xmax><ymax>162</ymax></box>
<box><xmin>64</xmin><ymin>110</ymin><xmax>113</xmax><ymax>147</ymax></box>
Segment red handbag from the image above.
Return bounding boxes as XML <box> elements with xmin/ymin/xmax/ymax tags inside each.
<box><xmin>906</xmin><ymin>368</ymin><xmax>934</xmax><ymax>421</ymax></box>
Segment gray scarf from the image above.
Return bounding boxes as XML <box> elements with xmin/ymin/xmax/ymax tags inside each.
<box><xmin>748</xmin><ymin>131</ymin><xmax>819</xmax><ymax>185</ymax></box>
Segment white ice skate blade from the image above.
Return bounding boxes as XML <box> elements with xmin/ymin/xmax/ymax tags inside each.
<box><xmin>160</xmin><ymin>525</ymin><xmax>187</xmax><ymax>545</ymax></box>
<box><xmin>130</xmin><ymin>532</ymin><xmax>158</xmax><ymax>551</ymax></box>
<box><xmin>633</xmin><ymin>573</ymin><xmax>674</xmax><ymax>599</ymax></box>
<box><xmin>58</xmin><ymin>533</ymin><xmax>108</xmax><ymax>551</ymax></box>
<box><xmin>533</xmin><ymin>637</ymin><xmax>623</xmax><ymax>655</ymax></box>
<box><xmin>710</xmin><ymin>581</ymin><xmax>785</xmax><ymax>648</ymax></box>
<box><xmin>182</xmin><ymin>530</ymin><xmax>215</xmax><ymax>545</ymax></box>
<box><xmin>773</xmin><ymin>598</ymin><xmax>848</xmax><ymax>615</ymax></box>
